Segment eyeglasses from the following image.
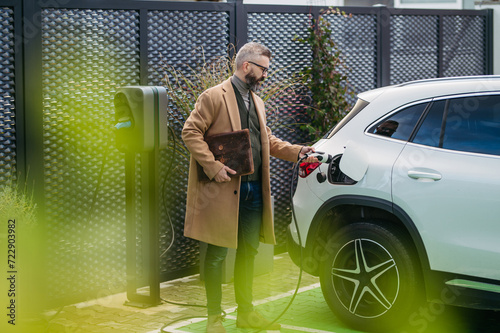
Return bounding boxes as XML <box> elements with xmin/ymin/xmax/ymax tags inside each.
<box><xmin>247</xmin><ymin>61</ymin><xmax>269</xmax><ymax>75</ymax></box>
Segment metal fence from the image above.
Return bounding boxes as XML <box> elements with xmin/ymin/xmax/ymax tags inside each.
<box><xmin>0</xmin><ymin>0</ymin><xmax>492</xmax><ymax>306</ymax></box>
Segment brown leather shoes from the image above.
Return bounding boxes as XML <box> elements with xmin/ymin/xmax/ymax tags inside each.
<box><xmin>206</xmin><ymin>314</ymin><xmax>226</xmax><ymax>333</ymax></box>
<box><xmin>236</xmin><ymin>310</ymin><xmax>281</xmax><ymax>330</ymax></box>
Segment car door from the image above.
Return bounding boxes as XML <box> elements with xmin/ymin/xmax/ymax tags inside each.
<box><xmin>392</xmin><ymin>94</ymin><xmax>500</xmax><ymax>281</ymax></box>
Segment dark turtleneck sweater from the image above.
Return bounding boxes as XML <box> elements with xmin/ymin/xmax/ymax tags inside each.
<box><xmin>231</xmin><ymin>75</ymin><xmax>262</xmax><ymax>181</ymax></box>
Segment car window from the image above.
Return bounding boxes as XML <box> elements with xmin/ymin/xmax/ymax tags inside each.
<box><xmin>443</xmin><ymin>95</ymin><xmax>500</xmax><ymax>155</ymax></box>
<box><xmin>412</xmin><ymin>94</ymin><xmax>500</xmax><ymax>156</ymax></box>
<box><xmin>412</xmin><ymin>100</ymin><xmax>446</xmax><ymax>147</ymax></box>
<box><xmin>368</xmin><ymin>102</ymin><xmax>428</xmax><ymax>141</ymax></box>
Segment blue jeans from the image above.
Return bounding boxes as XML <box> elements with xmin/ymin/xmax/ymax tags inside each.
<box><xmin>204</xmin><ymin>181</ymin><xmax>263</xmax><ymax>315</ymax></box>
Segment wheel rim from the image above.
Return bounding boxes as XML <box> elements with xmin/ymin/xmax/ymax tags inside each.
<box><xmin>330</xmin><ymin>238</ymin><xmax>400</xmax><ymax>318</ymax></box>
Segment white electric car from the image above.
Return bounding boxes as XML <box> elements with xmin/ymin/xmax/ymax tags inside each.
<box><xmin>288</xmin><ymin>76</ymin><xmax>500</xmax><ymax>332</ymax></box>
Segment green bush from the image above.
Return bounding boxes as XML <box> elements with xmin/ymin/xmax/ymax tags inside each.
<box><xmin>0</xmin><ymin>184</ymin><xmax>37</xmax><ymax>228</ymax></box>
<box><xmin>295</xmin><ymin>8</ymin><xmax>356</xmax><ymax>141</ymax></box>
<box><xmin>0</xmin><ymin>183</ymin><xmax>43</xmax><ymax>330</ymax></box>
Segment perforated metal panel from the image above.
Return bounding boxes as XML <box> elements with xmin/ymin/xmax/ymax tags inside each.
<box><xmin>0</xmin><ymin>7</ymin><xmax>16</xmax><ymax>185</ymax></box>
<box><xmin>24</xmin><ymin>2</ymin><xmax>490</xmax><ymax>306</ymax></box>
<box><xmin>443</xmin><ymin>15</ymin><xmax>486</xmax><ymax>77</ymax></box>
<box><xmin>148</xmin><ymin>10</ymin><xmax>230</xmax><ymax>277</ymax></box>
<box><xmin>248</xmin><ymin>12</ymin><xmax>312</xmax><ymax>250</ymax></box>
<box><xmin>390</xmin><ymin>15</ymin><xmax>439</xmax><ymax>85</ymax></box>
<box><xmin>326</xmin><ymin>12</ymin><xmax>378</xmax><ymax>93</ymax></box>
<box><xmin>41</xmin><ymin>8</ymin><xmax>140</xmax><ymax>302</ymax></box>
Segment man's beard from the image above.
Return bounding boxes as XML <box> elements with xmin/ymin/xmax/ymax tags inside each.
<box><xmin>245</xmin><ymin>72</ymin><xmax>265</xmax><ymax>91</ymax></box>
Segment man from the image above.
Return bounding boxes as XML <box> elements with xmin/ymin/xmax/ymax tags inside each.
<box><xmin>182</xmin><ymin>42</ymin><xmax>315</xmax><ymax>333</ymax></box>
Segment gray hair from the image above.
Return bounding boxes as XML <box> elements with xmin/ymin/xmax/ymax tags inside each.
<box><xmin>235</xmin><ymin>42</ymin><xmax>272</xmax><ymax>70</ymax></box>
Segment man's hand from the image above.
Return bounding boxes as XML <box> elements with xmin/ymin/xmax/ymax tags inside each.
<box><xmin>299</xmin><ymin>146</ymin><xmax>319</xmax><ymax>163</ymax></box>
<box><xmin>214</xmin><ymin>166</ymin><xmax>237</xmax><ymax>183</ymax></box>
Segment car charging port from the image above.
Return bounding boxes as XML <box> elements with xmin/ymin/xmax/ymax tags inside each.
<box><xmin>328</xmin><ymin>154</ymin><xmax>356</xmax><ymax>185</ymax></box>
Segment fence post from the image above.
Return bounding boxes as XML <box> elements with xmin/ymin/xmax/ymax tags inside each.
<box><xmin>377</xmin><ymin>6</ymin><xmax>391</xmax><ymax>87</ymax></box>
<box><xmin>485</xmin><ymin>8</ymin><xmax>494</xmax><ymax>74</ymax></box>
<box><xmin>140</xmin><ymin>8</ymin><xmax>149</xmax><ymax>85</ymax></box>
<box><xmin>438</xmin><ymin>14</ymin><xmax>444</xmax><ymax>78</ymax></box>
<box><xmin>22</xmin><ymin>0</ymin><xmax>45</xmax><ymax>201</ymax></box>
<box><xmin>231</xmin><ymin>0</ymin><xmax>247</xmax><ymax>51</ymax></box>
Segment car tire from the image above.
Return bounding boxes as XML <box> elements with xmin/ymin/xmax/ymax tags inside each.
<box><xmin>319</xmin><ymin>221</ymin><xmax>423</xmax><ymax>332</ymax></box>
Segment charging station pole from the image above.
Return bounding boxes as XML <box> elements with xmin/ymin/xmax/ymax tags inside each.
<box><xmin>115</xmin><ymin>86</ymin><xmax>168</xmax><ymax>308</ymax></box>
<box><xmin>124</xmin><ymin>146</ymin><xmax>161</xmax><ymax>307</ymax></box>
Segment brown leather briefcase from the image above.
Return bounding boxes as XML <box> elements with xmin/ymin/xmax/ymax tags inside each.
<box><xmin>197</xmin><ymin>129</ymin><xmax>254</xmax><ymax>182</ymax></box>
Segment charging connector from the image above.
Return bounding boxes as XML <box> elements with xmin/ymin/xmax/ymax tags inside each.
<box><xmin>305</xmin><ymin>151</ymin><xmax>333</xmax><ymax>164</ymax></box>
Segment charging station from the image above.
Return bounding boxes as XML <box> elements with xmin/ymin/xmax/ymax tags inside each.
<box><xmin>114</xmin><ymin>86</ymin><xmax>168</xmax><ymax>307</ymax></box>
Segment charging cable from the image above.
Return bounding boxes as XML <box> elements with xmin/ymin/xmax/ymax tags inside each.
<box><xmin>159</xmin><ymin>151</ymin><xmax>332</xmax><ymax>333</ymax></box>
<box><xmin>160</xmin><ymin>125</ymin><xmax>178</xmax><ymax>259</ymax></box>
<box><xmin>254</xmin><ymin>151</ymin><xmax>332</xmax><ymax>331</ymax></box>
<box><xmin>159</xmin><ymin>156</ymin><xmax>304</xmax><ymax>333</ymax></box>
<box><xmin>251</xmin><ymin>151</ymin><xmax>332</xmax><ymax>332</ymax></box>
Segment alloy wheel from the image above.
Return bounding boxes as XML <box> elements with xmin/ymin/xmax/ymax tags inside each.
<box><xmin>330</xmin><ymin>238</ymin><xmax>400</xmax><ymax>318</ymax></box>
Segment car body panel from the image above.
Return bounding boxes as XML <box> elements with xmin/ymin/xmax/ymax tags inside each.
<box><xmin>290</xmin><ymin>76</ymin><xmax>500</xmax><ymax>316</ymax></box>
<box><xmin>393</xmin><ymin>143</ymin><xmax>500</xmax><ymax>280</ymax></box>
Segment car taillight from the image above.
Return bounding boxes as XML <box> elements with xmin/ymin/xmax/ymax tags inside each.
<box><xmin>299</xmin><ymin>162</ymin><xmax>321</xmax><ymax>178</ymax></box>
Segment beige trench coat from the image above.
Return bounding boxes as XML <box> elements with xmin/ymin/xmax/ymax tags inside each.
<box><xmin>182</xmin><ymin>78</ymin><xmax>302</xmax><ymax>249</ymax></box>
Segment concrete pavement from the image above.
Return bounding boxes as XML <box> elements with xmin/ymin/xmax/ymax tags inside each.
<box><xmin>39</xmin><ymin>253</ymin><xmax>323</xmax><ymax>333</ymax></box>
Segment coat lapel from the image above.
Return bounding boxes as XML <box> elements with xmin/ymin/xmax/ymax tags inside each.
<box><xmin>222</xmin><ymin>78</ymin><xmax>241</xmax><ymax>131</ymax></box>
